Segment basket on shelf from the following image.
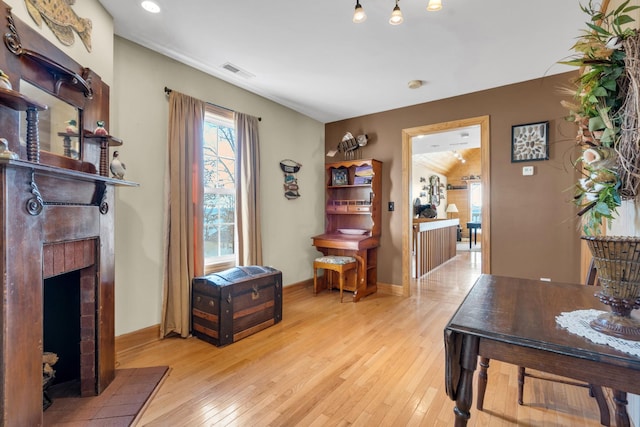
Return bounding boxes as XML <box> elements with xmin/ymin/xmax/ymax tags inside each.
<box><xmin>582</xmin><ymin>235</ymin><xmax>640</xmax><ymax>341</ymax></box>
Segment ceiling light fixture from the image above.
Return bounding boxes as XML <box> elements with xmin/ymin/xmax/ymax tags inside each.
<box><xmin>408</xmin><ymin>80</ymin><xmax>423</xmax><ymax>89</ymax></box>
<box><xmin>427</xmin><ymin>0</ymin><xmax>442</xmax><ymax>11</ymax></box>
<box><xmin>389</xmin><ymin>0</ymin><xmax>404</xmax><ymax>25</ymax></box>
<box><xmin>353</xmin><ymin>0</ymin><xmax>367</xmax><ymax>23</ymax></box>
<box><xmin>141</xmin><ymin>1</ymin><xmax>161</xmax><ymax>13</ymax></box>
<box><xmin>353</xmin><ymin>0</ymin><xmax>442</xmax><ymax>25</ymax></box>
<box><xmin>452</xmin><ymin>150</ymin><xmax>466</xmax><ymax>163</ymax></box>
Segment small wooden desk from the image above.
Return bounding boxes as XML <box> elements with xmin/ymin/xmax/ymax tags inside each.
<box><xmin>311</xmin><ymin>233</ymin><xmax>379</xmax><ymax>302</ymax></box>
<box><xmin>466</xmin><ymin>222</ymin><xmax>481</xmax><ymax>249</ymax></box>
<box><xmin>444</xmin><ymin>274</ymin><xmax>640</xmax><ymax>427</ymax></box>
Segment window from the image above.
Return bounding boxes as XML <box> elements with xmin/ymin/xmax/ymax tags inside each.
<box><xmin>469</xmin><ymin>182</ymin><xmax>482</xmax><ymax>223</ymax></box>
<box><xmin>203</xmin><ymin>107</ymin><xmax>236</xmax><ymax>270</ymax></box>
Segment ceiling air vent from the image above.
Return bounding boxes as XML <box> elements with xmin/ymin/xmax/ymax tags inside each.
<box><xmin>221</xmin><ymin>62</ymin><xmax>255</xmax><ymax>79</ymax></box>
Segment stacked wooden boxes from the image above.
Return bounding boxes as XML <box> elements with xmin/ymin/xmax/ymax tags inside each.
<box><xmin>192</xmin><ymin>266</ymin><xmax>283</xmax><ymax>347</ymax></box>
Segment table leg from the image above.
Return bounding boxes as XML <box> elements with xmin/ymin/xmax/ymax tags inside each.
<box><xmin>476</xmin><ymin>357</ymin><xmax>489</xmax><ymax>410</ymax></box>
<box><xmin>589</xmin><ymin>386</ymin><xmax>610</xmax><ymax>427</ymax></box>
<box><xmin>453</xmin><ymin>335</ymin><xmax>479</xmax><ymax>427</ymax></box>
<box><xmin>469</xmin><ymin>230</ymin><xmax>472</xmax><ymax>249</ymax></box>
<box><xmin>517</xmin><ymin>366</ymin><xmax>525</xmax><ymax>405</ymax></box>
<box><xmin>613</xmin><ymin>390</ymin><xmax>630</xmax><ymax>427</ymax></box>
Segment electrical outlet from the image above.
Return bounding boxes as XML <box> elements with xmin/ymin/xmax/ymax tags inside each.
<box><xmin>522</xmin><ymin>166</ymin><xmax>534</xmax><ymax>176</ymax></box>
<box><xmin>388</xmin><ymin>202</ymin><xmax>394</xmax><ymax>211</ymax></box>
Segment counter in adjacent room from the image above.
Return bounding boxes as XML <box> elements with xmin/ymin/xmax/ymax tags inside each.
<box><xmin>412</xmin><ymin>218</ymin><xmax>459</xmax><ymax>278</ymax></box>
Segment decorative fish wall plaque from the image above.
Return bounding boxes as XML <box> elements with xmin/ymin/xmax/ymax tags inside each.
<box><xmin>24</xmin><ymin>0</ymin><xmax>92</xmax><ymax>52</ymax></box>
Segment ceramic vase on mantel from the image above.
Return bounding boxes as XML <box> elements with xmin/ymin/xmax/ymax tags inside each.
<box><xmin>582</xmin><ymin>235</ymin><xmax>640</xmax><ymax>341</ymax></box>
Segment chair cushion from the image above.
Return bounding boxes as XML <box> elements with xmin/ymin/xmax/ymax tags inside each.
<box><xmin>315</xmin><ymin>255</ymin><xmax>356</xmax><ymax>265</ymax></box>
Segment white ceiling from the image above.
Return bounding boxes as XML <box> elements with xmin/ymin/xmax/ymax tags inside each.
<box><xmin>97</xmin><ymin>0</ymin><xmax>586</xmax><ymax>124</ymax></box>
<box><xmin>412</xmin><ymin>125</ymin><xmax>480</xmax><ymax>154</ymax></box>
<box><xmin>412</xmin><ymin>124</ymin><xmax>481</xmax><ymax>173</ymax></box>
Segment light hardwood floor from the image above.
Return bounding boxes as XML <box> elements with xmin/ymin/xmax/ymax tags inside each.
<box><xmin>118</xmin><ymin>251</ymin><xmax>608</xmax><ymax>426</ymax></box>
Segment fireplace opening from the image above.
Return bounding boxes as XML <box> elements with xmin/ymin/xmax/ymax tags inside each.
<box><xmin>44</xmin><ymin>270</ymin><xmax>81</xmax><ymax>396</ymax></box>
<box><xmin>41</xmin><ymin>239</ymin><xmax>100</xmax><ymax>401</ymax></box>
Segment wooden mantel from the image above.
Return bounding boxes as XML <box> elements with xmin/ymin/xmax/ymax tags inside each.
<box><xmin>0</xmin><ymin>4</ymin><xmax>137</xmax><ymax>425</ymax></box>
<box><xmin>1</xmin><ymin>160</ymin><xmax>136</xmax><ymax>426</ymax></box>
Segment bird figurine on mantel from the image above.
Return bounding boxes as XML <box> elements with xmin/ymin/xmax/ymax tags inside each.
<box><xmin>94</xmin><ymin>120</ymin><xmax>108</xmax><ymax>136</ymax></box>
<box><xmin>110</xmin><ymin>151</ymin><xmax>126</xmax><ymax>179</ymax></box>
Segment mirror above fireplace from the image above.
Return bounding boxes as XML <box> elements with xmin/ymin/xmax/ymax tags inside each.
<box><xmin>0</xmin><ymin>5</ymin><xmax>113</xmax><ymax>175</ymax></box>
<box><xmin>19</xmin><ymin>79</ymin><xmax>81</xmax><ymax>159</ymax></box>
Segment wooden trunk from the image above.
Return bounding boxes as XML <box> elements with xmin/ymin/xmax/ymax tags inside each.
<box><xmin>192</xmin><ymin>266</ymin><xmax>283</xmax><ymax>347</ymax></box>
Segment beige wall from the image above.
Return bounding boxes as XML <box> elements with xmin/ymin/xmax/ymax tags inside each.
<box><xmin>111</xmin><ymin>38</ymin><xmax>325</xmax><ymax>335</ymax></box>
<box><xmin>326</xmin><ymin>73</ymin><xmax>582</xmax><ymax>285</ymax></box>
<box><xmin>5</xmin><ymin>0</ymin><xmax>326</xmax><ymax>336</ymax></box>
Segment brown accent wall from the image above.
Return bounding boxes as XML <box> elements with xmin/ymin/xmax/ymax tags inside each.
<box><xmin>326</xmin><ymin>72</ymin><xmax>582</xmax><ymax>285</ymax></box>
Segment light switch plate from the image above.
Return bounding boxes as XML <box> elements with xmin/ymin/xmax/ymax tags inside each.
<box><xmin>522</xmin><ymin>166</ymin><xmax>534</xmax><ymax>176</ymax></box>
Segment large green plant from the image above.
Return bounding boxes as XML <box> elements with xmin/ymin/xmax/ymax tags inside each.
<box><xmin>562</xmin><ymin>0</ymin><xmax>639</xmax><ymax>235</ymax></box>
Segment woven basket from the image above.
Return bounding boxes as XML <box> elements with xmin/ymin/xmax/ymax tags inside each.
<box><xmin>582</xmin><ymin>236</ymin><xmax>640</xmax><ymax>300</ymax></box>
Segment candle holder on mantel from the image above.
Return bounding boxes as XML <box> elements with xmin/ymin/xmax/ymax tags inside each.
<box><xmin>582</xmin><ymin>235</ymin><xmax>640</xmax><ymax>341</ymax></box>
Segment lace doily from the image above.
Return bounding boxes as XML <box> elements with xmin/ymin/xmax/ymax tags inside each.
<box><xmin>555</xmin><ymin>309</ymin><xmax>640</xmax><ymax>357</ymax></box>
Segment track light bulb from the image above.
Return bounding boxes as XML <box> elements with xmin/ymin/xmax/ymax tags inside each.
<box><xmin>353</xmin><ymin>1</ymin><xmax>367</xmax><ymax>23</ymax></box>
<box><xmin>427</xmin><ymin>0</ymin><xmax>442</xmax><ymax>11</ymax></box>
<box><xmin>389</xmin><ymin>1</ymin><xmax>403</xmax><ymax>25</ymax></box>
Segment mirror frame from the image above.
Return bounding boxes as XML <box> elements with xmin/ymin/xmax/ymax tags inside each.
<box><xmin>0</xmin><ymin>4</ymin><xmax>110</xmax><ymax>174</ymax></box>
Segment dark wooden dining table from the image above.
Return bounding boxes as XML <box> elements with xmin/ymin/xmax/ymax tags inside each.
<box><xmin>466</xmin><ymin>222</ymin><xmax>480</xmax><ymax>249</ymax></box>
<box><xmin>444</xmin><ymin>274</ymin><xmax>640</xmax><ymax>427</ymax></box>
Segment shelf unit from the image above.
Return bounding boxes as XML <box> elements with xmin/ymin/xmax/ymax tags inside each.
<box><xmin>312</xmin><ymin>159</ymin><xmax>382</xmax><ymax>302</ymax></box>
<box><xmin>325</xmin><ymin>159</ymin><xmax>382</xmax><ymax>236</ymax></box>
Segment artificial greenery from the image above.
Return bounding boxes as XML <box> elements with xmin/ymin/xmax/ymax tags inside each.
<box><xmin>561</xmin><ymin>0</ymin><xmax>640</xmax><ymax>235</ymax></box>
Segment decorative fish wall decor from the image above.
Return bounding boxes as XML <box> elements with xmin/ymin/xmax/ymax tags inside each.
<box><xmin>24</xmin><ymin>0</ymin><xmax>92</xmax><ymax>52</ymax></box>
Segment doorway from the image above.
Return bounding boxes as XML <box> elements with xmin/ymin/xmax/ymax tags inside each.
<box><xmin>401</xmin><ymin>116</ymin><xmax>491</xmax><ymax>297</ymax></box>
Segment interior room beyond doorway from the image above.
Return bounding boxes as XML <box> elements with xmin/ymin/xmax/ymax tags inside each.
<box><xmin>401</xmin><ymin>115</ymin><xmax>491</xmax><ymax>295</ymax></box>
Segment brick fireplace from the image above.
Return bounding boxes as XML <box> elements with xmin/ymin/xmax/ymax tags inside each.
<box><xmin>0</xmin><ymin>5</ymin><xmax>136</xmax><ymax>425</ymax></box>
<box><xmin>0</xmin><ymin>165</ymin><xmax>122</xmax><ymax>426</ymax></box>
<box><xmin>43</xmin><ymin>239</ymin><xmax>99</xmax><ymax>397</ymax></box>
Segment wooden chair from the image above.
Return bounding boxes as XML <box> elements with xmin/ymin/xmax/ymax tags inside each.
<box><xmin>516</xmin><ymin>259</ymin><xmax>610</xmax><ymax>426</ymax></box>
<box><xmin>313</xmin><ymin>255</ymin><xmax>357</xmax><ymax>302</ymax></box>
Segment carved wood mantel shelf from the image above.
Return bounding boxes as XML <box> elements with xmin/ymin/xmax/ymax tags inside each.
<box><xmin>2</xmin><ymin>158</ymin><xmax>136</xmax><ymax>214</ymax></box>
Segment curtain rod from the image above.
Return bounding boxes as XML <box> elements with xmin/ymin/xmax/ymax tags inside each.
<box><xmin>164</xmin><ymin>87</ymin><xmax>261</xmax><ymax>121</ymax></box>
